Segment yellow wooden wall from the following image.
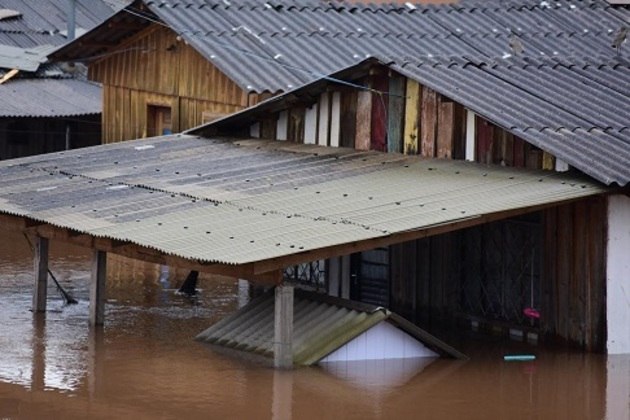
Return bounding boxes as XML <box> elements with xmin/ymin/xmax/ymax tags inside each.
<box><xmin>89</xmin><ymin>26</ymin><xmax>254</xmax><ymax>143</ymax></box>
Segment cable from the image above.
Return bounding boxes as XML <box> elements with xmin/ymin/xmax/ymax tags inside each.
<box><xmin>22</xmin><ymin>233</ymin><xmax>78</xmax><ymax>305</ymax></box>
<box><xmin>87</xmin><ymin>3</ymin><xmax>408</xmax><ymax>98</ymax></box>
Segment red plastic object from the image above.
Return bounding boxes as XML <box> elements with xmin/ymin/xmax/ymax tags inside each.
<box><xmin>524</xmin><ymin>308</ymin><xmax>540</xmax><ymax>319</ymax></box>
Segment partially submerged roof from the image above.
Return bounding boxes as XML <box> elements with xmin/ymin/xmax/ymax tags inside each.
<box><xmin>0</xmin><ymin>135</ymin><xmax>608</xmax><ymax>273</ymax></box>
<box><xmin>0</xmin><ymin>78</ymin><xmax>101</xmax><ymax>117</ymax></box>
<box><xmin>196</xmin><ymin>289</ymin><xmax>466</xmax><ymax>365</ymax></box>
<box><xmin>51</xmin><ymin>0</ymin><xmax>630</xmax><ymax>93</ymax></box>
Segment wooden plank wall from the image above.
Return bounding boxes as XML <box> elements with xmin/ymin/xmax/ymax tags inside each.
<box><xmin>541</xmin><ymin>197</ymin><xmax>607</xmax><ymax>352</ymax></box>
<box><xmin>387</xmin><ymin>201</ymin><xmax>607</xmax><ymax>352</ymax></box>
<box><xmin>90</xmin><ymin>26</ymin><xmax>249</xmax><ymax>142</ymax></box>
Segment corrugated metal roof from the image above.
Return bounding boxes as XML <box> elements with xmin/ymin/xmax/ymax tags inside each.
<box><xmin>393</xmin><ymin>59</ymin><xmax>630</xmax><ymax>186</ymax></box>
<box><xmin>0</xmin><ymin>135</ymin><xmax>607</xmax><ymax>267</ymax></box>
<box><xmin>52</xmin><ymin>0</ymin><xmax>630</xmax><ymax>92</ymax></box>
<box><xmin>0</xmin><ymin>78</ymin><xmax>101</xmax><ymax>117</ymax></box>
<box><xmin>195</xmin><ymin>289</ymin><xmax>465</xmax><ymax>365</ymax></box>
<box><xmin>0</xmin><ymin>44</ymin><xmax>54</xmax><ymax>72</ymax></box>
<box><xmin>0</xmin><ymin>0</ymin><xmax>117</xmax><ymax>48</ymax></box>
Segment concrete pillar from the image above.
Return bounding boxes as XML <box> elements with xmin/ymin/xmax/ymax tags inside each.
<box><xmin>89</xmin><ymin>250</ymin><xmax>107</xmax><ymax>327</ymax></box>
<box><xmin>606</xmin><ymin>194</ymin><xmax>630</xmax><ymax>354</ymax></box>
<box><xmin>274</xmin><ymin>284</ymin><xmax>294</xmax><ymax>369</ymax></box>
<box><xmin>32</xmin><ymin>236</ymin><xmax>49</xmax><ymax>312</ymax></box>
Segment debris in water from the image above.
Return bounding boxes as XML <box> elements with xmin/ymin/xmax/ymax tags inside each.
<box><xmin>504</xmin><ymin>355</ymin><xmax>536</xmax><ymax>362</ymax></box>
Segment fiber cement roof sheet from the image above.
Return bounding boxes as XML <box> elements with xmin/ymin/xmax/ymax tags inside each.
<box><xmin>196</xmin><ymin>289</ymin><xmax>464</xmax><ymax>365</ymax></box>
<box><xmin>0</xmin><ymin>135</ymin><xmax>608</xmax><ymax>267</ymax></box>
<box><xmin>0</xmin><ymin>78</ymin><xmax>101</xmax><ymax>117</ymax></box>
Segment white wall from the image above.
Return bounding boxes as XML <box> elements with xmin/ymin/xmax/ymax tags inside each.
<box><xmin>606</xmin><ymin>355</ymin><xmax>630</xmax><ymax>420</ymax></box>
<box><xmin>320</xmin><ymin>321</ymin><xmax>438</xmax><ymax>362</ymax></box>
<box><xmin>607</xmin><ymin>194</ymin><xmax>630</xmax><ymax>354</ymax></box>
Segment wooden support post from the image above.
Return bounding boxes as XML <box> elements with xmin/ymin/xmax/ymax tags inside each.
<box><xmin>32</xmin><ymin>236</ymin><xmax>49</xmax><ymax>313</ymax></box>
<box><xmin>403</xmin><ymin>80</ymin><xmax>420</xmax><ymax>155</ymax></box>
<box><xmin>274</xmin><ymin>284</ymin><xmax>294</xmax><ymax>369</ymax></box>
<box><xmin>89</xmin><ymin>250</ymin><xmax>107</xmax><ymax>327</ymax></box>
<box><xmin>355</xmin><ymin>90</ymin><xmax>372</xmax><ymax>150</ymax></box>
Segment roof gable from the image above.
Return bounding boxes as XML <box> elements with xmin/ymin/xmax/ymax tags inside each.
<box><xmin>196</xmin><ymin>289</ymin><xmax>465</xmax><ymax>365</ymax></box>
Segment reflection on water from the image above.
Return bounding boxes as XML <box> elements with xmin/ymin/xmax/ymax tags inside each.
<box><xmin>0</xmin><ymin>227</ymin><xmax>629</xmax><ymax>419</ymax></box>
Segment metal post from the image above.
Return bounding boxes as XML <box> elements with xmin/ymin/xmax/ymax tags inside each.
<box><xmin>67</xmin><ymin>0</ymin><xmax>76</xmax><ymax>41</ymax></box>
<box><xmin>32</xmin><ymin>236</ymin><xmax>49</xmax><ymax>312</ymax></box>
<box><xmin>65</xmin><ymin>123</ymin><xmax>71</xmax><ymax>150</ymax></box>
<box><xmin>274</xmin><ymin>284</ymin><xmax>294</xmax><ymax>369</ymax></box>
<box><xmin>89</xmin><ymin>250</ymin><xmax>107</xmax><ymax>326</ymax></box>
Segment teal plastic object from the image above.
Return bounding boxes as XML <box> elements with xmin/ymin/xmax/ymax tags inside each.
<box><xmin>504</xmin><ymin>355</ymin><xmax>536</xmax><ymax>361</ymax></box>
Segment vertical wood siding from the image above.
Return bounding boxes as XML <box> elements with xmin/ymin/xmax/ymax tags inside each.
<box><xmin>541</xmin><ymin>197</ymin><xmax>607</xmax><ymax>351</ymax></box>
<box><xmin>90</xmin><ymin>26</ymin><xmax>248</xmax><ymax>142</ymax></box>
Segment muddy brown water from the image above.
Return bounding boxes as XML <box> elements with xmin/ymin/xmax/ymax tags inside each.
<box><xmin>0</xmin><ymin>228</ymin><xmax>628</xmax><ymax>419</ymax></box>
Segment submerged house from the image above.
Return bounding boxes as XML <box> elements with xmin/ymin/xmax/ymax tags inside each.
<box><xmin>0</xmin><ymin>0</ymin><xmax>628</xmax><ymax>366</ymax></box>
<box><xmin>0</xmin><ymin>0</ymin><xmax>118</xmax><ymax>160</ymax></box>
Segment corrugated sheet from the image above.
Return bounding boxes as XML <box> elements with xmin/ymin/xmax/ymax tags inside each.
<box><xmin>0</xmin><ymin>0</ymin><xmax>116</xmax><ymax>47</ymax></box>
<box><xmin>0</xmin><ymin>44</ymin><xmax>54</xmax><ymax>72</ymax></box>
<box><xmin>0</xmin><ymin>135</ymin><xmax>607</xmax><ymax>267</ymax></box>
<box><xmin>393</xmin><ymin>59</ymin><xmax>630</xmax><ymax>186</ymax></box>
<box><xmin>136</xmin><ymin>0</ymin><xmax>629</xmax><ymax>92</ymax></box>
<box><xmin>0</xmin><ymin>78</ymin><xmax>101</xmax><ymax>117</ymax></box>
<box><xmin>195</xmin><ymin>289</ymin><xmax>464</xmax><ymax>365</ymax></box>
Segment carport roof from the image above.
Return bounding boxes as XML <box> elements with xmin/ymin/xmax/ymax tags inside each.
<box><xmin>0</xmin><ymin>134</ymin><xmax>608</xmax><ymax>275</ymax></box>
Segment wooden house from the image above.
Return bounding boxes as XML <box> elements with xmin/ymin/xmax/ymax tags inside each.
<box><xmin>50</xmin><ymin>0</ymin><xmax>630</xmax><ymax>144</ymax></box>
<box><xmin>192</xmin><ymin>52</ymin><xmax>630</xmax><ymax>356</ymax></box>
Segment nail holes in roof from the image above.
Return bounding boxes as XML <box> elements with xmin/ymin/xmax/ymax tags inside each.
<box><xmin>183</xmin><ymin>226</ymin><xmax>188</xmax><ymax>229</ymax></box>
<box><xmin>229</xmin><ymin>236</ymin><xmax>234</xmax><ymax>239</ymax></box>
<box><xmin>455</xmin><ymin>171</ymin><xmax>460</xmax><ymax>174</ymax></box>
<box><xmin>245</xmin><ymin>179</ymin><xmax>250</xmax><ymax>182</ymax></box>
<box><xmin>343</xmin><ymin>193</ymin><xmax>348</xmax><ymax>197</ymax></box>
<box><xmin>290</xmin><ymin>245</ymin><xmax>295</xmax><ymax>248</ymax></box>
<box><xmin>315</xmin><ymin>191</ymin><xmax>320</xmax><ymax>194</ymax></box>
<box><xmin>442</xmin><ymin>208</ymin><xmax>447</xmax><ymax>211</ymax></box>
<box><xmin>250</xmin><ymin>240</ymin><xmax>255</xmax><ymax>243</ymax></box>
<box><xmin>276</xmin><ymin>243</ymin><xmax>281</xmax><ymax>247</ymax></box>
<box><xmin>404</xmin><ymin>165</ymin><xmax>409</xmax><ymax>168</ymax></box>
<box><xmin>298</xmin><ymin>246</ymin><xmax>304</xmax><ymax>250</ymax></box>
<box><xmin>461</xmin><ymin>210</ymin><xmax>466</xmax><ymax>214</ymax></box>
<box><xmin>136</xmin><ymin>219</ymin><xmax>141</xmax><ymax>222</ymax></box>
<box><xmin>205</xmin><ymin>231</ymin><xmax>211</xmax><ymax>234</ymax></box>
<box><xmin>509</xmin><ymin>176</ymin><xmax>515</xmax><ymax>179</ymax></box>
<box><xmin>395</xmin><ymin>202</ymin><xmax>401</xmax><ymax>205</ymax></box>
<box><xmin>155</xmin><ymin>169</ymin><xmax>160</xmax><ymax>172</ymax></box>
<box><xmin>114</xmin><ymin>161</ymin><xmax>118</xmax><ymax>165</ymax></box>
<box><xmin>171</xmin><ymin>194</ymin><xmax>176</xmax><ymax>198</ymax></box>
<box><xmin>175</xmin><ymin>171</ymin><xmax>180</xmax><ymax>175</ymax></box>
<box><xmin>157</xmin><ymin>223</ymin><xmax>162</xmax><ymax>226</ymax></box>
<box><xmin>71</xmin><ymin>205</ymin><xmax>75</xmax><ymax>208</ymax></box>
<box><xmin>368</xmin><ymin>196</ymin><xmax>373</xmax><ymax>200</ymax></box>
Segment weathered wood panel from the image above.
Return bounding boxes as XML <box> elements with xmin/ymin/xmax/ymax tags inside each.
<box><xmin>339</xmin><ymin>89</ymin><xmax>357</xmax><ymax>148</ymax></box>
<box><xmin>91</xmin><ymin>26</ymin><xmax>249</xmax><ymax>142</ymax></box>
<box><xmin>387</xmin><ymin>74</ymin><xmax>405</xmax><ymax>153</ymax></box>
<box><xmin>355</xmin><ymin>90</ymin><xmax>372</xmax><ymax>150</ymax></box>
<box><xmin>541</xmin><ymin>198</ymin><xmax>607</xmax><ymax>351</ymax></box>
<box><xmin>476</xmin><ymin>116</ymin><xmax>494</xmax><ymax>164</ymax></box>
<box><xmin>436</xmin><ymin>100</ymin><xmax>454</xmax><ymax>158</ymax></box>
<box><xmin>288</xmin><ymin>106</ymin><xmax>305</xmax><ymax>143</ymax></box>
<box><xmin>420</xmin><ymin>87</ymin><xmax>438</xmax><ymax>157</ymax></box>
<box><xmin>370</xmin><ymin>74</ymin><xmax>388</xmax><ymax>152</ymax></box>
<box><xmin>403</xmin><ymin>80</ymin><xmax>420</xmax><ymax>155</ymax></box>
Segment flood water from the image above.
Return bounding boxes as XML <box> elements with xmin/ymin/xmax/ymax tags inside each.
<box><xmin>0</xmin><ymin>227</ymin><xmax>628</xmax><ymax>419</ymax></box>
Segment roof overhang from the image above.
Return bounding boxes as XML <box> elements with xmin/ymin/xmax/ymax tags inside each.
<box><xmin>49</xmin><ymin>0</ymin><xmax>152</xmax><ymax>63</ymax></box>
<box><xmin>0</xmin><ymin>134</ymin><xmax>610</xmax><ymax>281</ymax></box>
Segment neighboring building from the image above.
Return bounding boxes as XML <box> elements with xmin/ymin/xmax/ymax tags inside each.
<box><xmin>0</xmin><ymin>0</ymin><xmax>119</xmax><ymax>159</ymax></box>
<box><xmin>51</xmin><ymin>0</ymin><xmax>629</xmax><ymax>143</ymax></box>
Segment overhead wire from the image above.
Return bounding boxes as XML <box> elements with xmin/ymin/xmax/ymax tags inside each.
<box><xmin>96</xmin><ymin>1</ymin><xmax>407</xmax><ymax>98</ymax></box>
